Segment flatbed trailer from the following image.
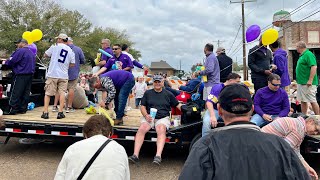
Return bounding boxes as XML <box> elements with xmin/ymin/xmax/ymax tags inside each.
<box><xmin>0</xmin><ymin>107</ymin><xmax>207</xmax><ymax>150</ymax></box>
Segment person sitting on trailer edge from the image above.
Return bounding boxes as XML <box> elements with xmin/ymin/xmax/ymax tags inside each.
<box><xmin>54</xmin><ymin>115</ymin><xmax>130</xmax><ymax>180</ymax></box>
<box><xmin>179</xmin><ymin>83</ymin><xmax>310</xmax><ymax>180</ymax></box>
<box><xmin>128</xmin><ymin>75</ymin><xmax>183</xmax><ymax>166</ymax></box>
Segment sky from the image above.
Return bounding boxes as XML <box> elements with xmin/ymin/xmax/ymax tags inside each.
<box><xmin>57</xmin><ymin>0</ymin><xmax>320</xmax><ymax>72</ymax></box>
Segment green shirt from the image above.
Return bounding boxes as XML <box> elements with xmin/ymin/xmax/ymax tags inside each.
<box><xmin>296</xmin><ymin>49</ymin><xmax>318</xmax><ymax>85</ymax></box>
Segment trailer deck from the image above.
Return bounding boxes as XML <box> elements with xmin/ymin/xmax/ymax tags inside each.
<box><xmin>1</xmin><ymin>106</ymin><xmax>142</xmax><ymax>128</ymax></box>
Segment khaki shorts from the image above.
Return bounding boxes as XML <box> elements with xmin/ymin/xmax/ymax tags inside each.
<box><xmin>44</xmin><ymin>77</ymin><xmax>68</xmax><ymax>96</ymax></box>
<box><xmin>203</xmin><ymin>86</ymin><xmax>213</xmax><ymax>100</ymax></box>
<box><xmin>67</xmin><ymin>79</ymin><xmax>78</xmax><ymax>90</ymax></box>
<box><xmin>141</xmin><ymin>116</ymin><xmax>171</xmax><ymax>130</ymax></box>
<box><xmin>297</xmin><ymin>84</ymin><xmax>317</xmax><ymax>103</ymax></box>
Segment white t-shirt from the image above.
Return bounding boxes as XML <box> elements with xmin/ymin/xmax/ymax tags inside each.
<box><xmin>45</xmin><ymin>43</ymin><xmax>75</xmax><ymax>79</ymax></box>
<box><xmin>133</xmin><ymin>81</ymin><xmax>148</xmax><ymax>98</ymax></box>
<box><xmin>54</xmin><ymin>135</ymin><xmax>130</xmax><ymax>180</ymax></box>
<box><xmin>122</xmin><ymin>51</ymin><xmax>135</xmax><ymax>61</ymax></box>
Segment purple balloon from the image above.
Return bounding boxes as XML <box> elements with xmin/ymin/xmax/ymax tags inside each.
<box><xmin>246</xmin><ymin>25</ymin><xmax>261</xmax><ymax>43</ymax></box>
<box><xmin>28</xmin><ymin>43</ymin><xmax>37</xmax><ymax>55</ymax></box>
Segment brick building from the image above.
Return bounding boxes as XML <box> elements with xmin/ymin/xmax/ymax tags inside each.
<box><xmin>275</xmin><ymin>10</ymin><xmax>320</xmax><ymax>80</ymax></box>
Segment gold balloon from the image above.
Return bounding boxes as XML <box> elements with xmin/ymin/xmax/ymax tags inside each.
<box><xmin>22</xmin><ymin>31</ymin><xmax>33</xmax><ymax>44</ymax></box>
<box><xmin>262</xmin><ymin>28</ymin><xmax>279</xmax><ymax>45</ymax></box>
<box><xmin>31</xmin><ymin>29</ymin><xmax>43</xmax><ymax>42</ymax></box>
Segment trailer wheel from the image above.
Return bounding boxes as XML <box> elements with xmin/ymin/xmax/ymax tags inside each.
<box><xmin>189</xmin><ymin>133</ymin><xmax>202</xmax><ymax>152</ymax></box>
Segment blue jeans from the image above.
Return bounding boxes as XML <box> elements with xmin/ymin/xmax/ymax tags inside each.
<box><xmin>202</xmin><ymin>109</ymin><xmax>223</xmax><ymax>137</ymax></box>
<box><xmin>250</xmin><ymin>114</ymin><xmax>278</xmax><ymax>127</ymax></box>
<box><xmin>114</xmin><ymin>78</ymin><xmax>135</xmax><ymax>119</ymax></box>
<box><xmin>135</xmin><ymin>98</ymin><xmax>142</xmax><ymax>107</ymax></box>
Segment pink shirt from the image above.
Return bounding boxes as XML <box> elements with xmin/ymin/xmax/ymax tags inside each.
<box><xmin>262</xmin><ymin>117</ymin><xmax>306</xmax><ymax>159</ymax></box>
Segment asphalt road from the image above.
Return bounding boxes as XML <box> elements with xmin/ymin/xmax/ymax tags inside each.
<box><xmin>0</xmin><ymin>137</ymin><xmax>187</xmax><ymax>180</ymax></box>
<box><xmin>0</xmin><ymin>137</ymin><xmax>320</xmax><ymax>180</ymax></box>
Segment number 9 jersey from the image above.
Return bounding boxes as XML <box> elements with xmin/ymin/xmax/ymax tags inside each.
<box><xmin>45</xmin><ymin>43</ymin><xmax>76</xmax><ymax>79</ymax></box>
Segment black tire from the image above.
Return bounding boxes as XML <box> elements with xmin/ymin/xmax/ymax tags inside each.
<box><xmin>189</xmin><ymin>133</ymin><xmax>202</xmax><ymax>153</ymax></box>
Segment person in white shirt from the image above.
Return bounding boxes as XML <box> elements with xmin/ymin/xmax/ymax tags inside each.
<box><xmin>55</xmin><ymin>115</ymin><xmax>130</xmax><ymax>180</ymax></box>
<box><xmin>132</xmin><ymin>76</ymin><xmax>148</xmax><ymax>108</ymax></box>
<box><xmin>42</xmin><ymin>33</ymin><xmax>75</xmax><ymax>119</ymax></box>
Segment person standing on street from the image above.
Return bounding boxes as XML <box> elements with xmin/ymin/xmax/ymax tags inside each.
<box><xmin>269</xmin><ymin>40</ymin><xmax>291</xmax><ymax>90</ymax></box>
<box><xmin>3</xmin><ymin>39</ymin><xmax>36</xmax><ymax>115</ymax></box>
<box><xmin>42</xmin><ymin>33</ymin><xmax>75</xmax><ymax>119</ymax></box>
<box><xmin>132</xmin><ymin>76</ymin><xmax>148</xmax><ymax>109</ymax></box>
<box><xmin>216</xmin><ymin>47</ymin><xmax>233</xmax><ymax>83</ymax></box>
<box><xmin>248</xmin><ymin>38</ymin><xmax>273</xmax><ymax>92</ymax></box>
<box><xmin>197</xmin><ymin>43</ymin><xmax>220</xmax><ymax>100</ymax></box>
<box><xmin>55</xmin><ymin>115</ymin><xmax>130</xmax><ymax>180</ymax></box>
<box><xmin>179</xmin><ymin>84</ymin><xmax>310</xmax><ymax>180</ymax></box>
<box><xmin>296</xmin><ymin>41</ymin><xmax>320</xmax><ymax>115</ymax></box>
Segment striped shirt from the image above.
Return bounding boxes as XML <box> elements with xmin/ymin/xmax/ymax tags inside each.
<box><xmin>262</xmin><ymin>117</ymin><xmax>306</xmax><ymax>159</ymax></box>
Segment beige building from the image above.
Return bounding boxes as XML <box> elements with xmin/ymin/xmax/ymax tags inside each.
<box><xmin>149</xmin><ymin>60</ymin><xmax>177</xmax><ymax>76</ymax></box>
<box><xmin>275</xmin><ymin>10</ymin><xmax>320</xmax><ymax>80</ymax></box>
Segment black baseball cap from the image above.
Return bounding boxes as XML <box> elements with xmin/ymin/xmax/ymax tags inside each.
<box><xmin>218</xmin><ymin>84</ymin><xmax>252</xmax><ymax>114</ymax></box>
<box><xmin>14</xmin><ymin>38</ymin><xmax>28</xmax><ymax>44</ymax></box>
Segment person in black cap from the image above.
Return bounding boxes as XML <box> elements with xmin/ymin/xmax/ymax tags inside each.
<box><xmin>128</xmin><ymin>75</ymin><xmax>183</xmax><ymax>166</ymax></box>
<box><xmin>2</xmin><ymin>39</ymin><xmax>36</xmax><ymax>115</ymax></box>
<box><xmin>179</xmin><ymin>83</ymin><xmax>310</xmax><ymax>180</ymax></box>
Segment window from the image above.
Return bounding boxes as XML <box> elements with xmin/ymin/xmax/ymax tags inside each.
<box><xmin>308</xmin><ymin>31</ymin><xmax>320</xmax><ymax>43</ymax></box>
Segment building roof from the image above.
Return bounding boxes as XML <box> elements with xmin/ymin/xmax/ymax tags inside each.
<box><xmin>150</xmin><ymin>60</ymin><xmax>176</xmax><ymax>70</ymax></box>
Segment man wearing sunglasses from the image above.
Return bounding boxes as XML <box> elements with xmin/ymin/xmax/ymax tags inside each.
<box><xmin>250</xmin><ymin>74</ymin><xmax>290</xmax><ymax>127</ymax></box>
<box><xmin>262</xmin><ymin>116</ymin><xmax>319</xmax><ymax>179</ymax></box>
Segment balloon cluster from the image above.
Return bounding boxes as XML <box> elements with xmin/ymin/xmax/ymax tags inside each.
<box><xmin>246</xmin><ymin>25</ymin><xmax>279</xmax><ymax>45</ymax></box>
<box><xmin>22</xmin><ymin>29</ymin><xmax>43</xmax><ymax>45</ymax></box>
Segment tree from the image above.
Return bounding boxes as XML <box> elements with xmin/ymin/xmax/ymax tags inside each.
<box><xmin>0</xmin><ymin>0</ymin><xmax>141</xmax><ymax>65</ymax></box>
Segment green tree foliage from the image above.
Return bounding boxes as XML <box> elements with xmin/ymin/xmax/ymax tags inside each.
<box><xmin>0</xmin><ymin>0</ymin><xmax>141</xmax><ymax>64</ymax></box>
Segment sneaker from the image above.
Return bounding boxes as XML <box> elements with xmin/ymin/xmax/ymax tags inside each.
<box><xmin>66</xmin><ymin>107</ymin><xmax>75</xmax><ymax>113</ymax></box>
<box><xmin>52</xmin><ymin>106</ymin><xmax>58</xmax><ymax>112</ymax></box>
<box><xmin>128</xmin><ymin>155</ymin><xmax>139</xmax><ymax>164</ymax></box>
<box><xmin>41</xmin><ymin>112</ymin><xmax>49</xmax><ymax>119</ymax></box>
<box><xmin>57</xmin><ymin>112</ymin><xmax>65</xmax><ymax>119</ymax></box>
<box><xmin>152</xmin><ymin>156</ymin><xmax>162</xmax><ymax>165</ymax></box>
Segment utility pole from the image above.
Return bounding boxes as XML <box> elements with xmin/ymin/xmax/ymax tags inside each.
<box><xmin>213</xmin><ymin>40</ymin><xmax>225</xmax><ymax>48</ymax></box>
<box><xmin>230</xmin><ymin>0</ymin><xmax>256</xmax><ymax>80</ymax></box>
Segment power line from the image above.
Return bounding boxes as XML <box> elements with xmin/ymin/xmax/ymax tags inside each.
<box><xmin>228</xmin><ymin>24</ymin><xmax>242</xmax><ymax>54</ymax></box>
<box><xmin>229</xmin><ymin>0</ymin><xmax>319</xmax><ymax>56</ymax></box>
<box><xmin>229</xmin><ymin>0</ymin><xmax>316</xmax><ymax>53</ymax></box>
<box><xmin>230</xmin><ymin>7</ymin><xmax>320</xmax><ymax>62</ymax></box>
<box><xmin>260</xmin><ymin>0</ymin><xmax>316</xmax><ymax>31</ymax></box>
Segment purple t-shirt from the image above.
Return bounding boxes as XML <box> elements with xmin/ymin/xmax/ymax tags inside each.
<box><xmin>6</xmin><ymin>47</ymin><xmax>36</xmax><ymax>74</ymax></box>
<box><xmin>254</xmin><ymin>86</ymin><xmax>290</xmax><ymax>117</ymax></box>
<box><xmin>104</xmin><ymin>53</ymin><xmax>133</xmax><ymax>72</ymax></box>
<box><xmin>101</xmin><ymin>47</ymin><xmax>114</xmax><ymax>62</ymax></box>
<box><xmin>100</xmin><ymin>70</ymin><xmax>134</xmax><ymax>89</ymax></box>
<box><xmin>206</xmin><ymin>83</ymin><xmax>224</xmax><ymax>109</ymax></box>
<box><xmin>68</xmin><ymin>44</ymin><xmax>85</xmax><ymax>80</ymax></box>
